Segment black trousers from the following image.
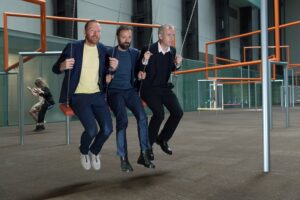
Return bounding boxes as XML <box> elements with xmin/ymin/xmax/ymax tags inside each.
<box><xmin>37</xmin><ymin>102</ymin><xmax>50</xmax><ymax>123</ymax></box>
<box><xmin>141</xmin><ymin>87</ymin><xmax>183</xmax><ymax>147</ymax></box>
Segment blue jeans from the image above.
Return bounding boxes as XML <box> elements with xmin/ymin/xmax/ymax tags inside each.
<box><xmin>71</xmin><ymin>92</ymin><xmax>113</xmax><ymax>155</ymax></box>
<box><xmin>108</xmin><ymin>88</ymin><xmax>150</xmax><ymax>157</ymax></box>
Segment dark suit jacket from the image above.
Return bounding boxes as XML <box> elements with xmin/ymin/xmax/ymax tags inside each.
<box><xmin>106</xmin><ymin>46</ymin><xmax>140</xmax><ymax>88</ymax></box>
<box><xmin>138</xmin><ymin>42</ymin><xmax>178</xmax><ymax>88</ymax></box>
<box><xmin>52</xmin><ymin>40</ymin><xmax>107</xmax><ymax>103</ymax></box>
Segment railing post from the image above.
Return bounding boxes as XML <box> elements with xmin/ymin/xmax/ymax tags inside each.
<box><xmin>18</xmin><ymin>54</ymin><xmax>24</xmax><ymax>145</ymax></box>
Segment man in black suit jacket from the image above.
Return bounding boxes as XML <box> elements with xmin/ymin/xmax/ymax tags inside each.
<box><xmin>139</xmin><ymin>24</ymin><xmax>183</xmax><ymax>160</ymax></box>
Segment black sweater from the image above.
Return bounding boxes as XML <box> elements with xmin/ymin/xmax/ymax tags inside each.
<box><xmin>40</xmin><ymin>87</ymin><xmax>55</xmax><ymax>105</ymax></box>
<box><xmin>139</xmin><ymin>42</ymin><xmax>177</xmax><ymax>88</ymax></box>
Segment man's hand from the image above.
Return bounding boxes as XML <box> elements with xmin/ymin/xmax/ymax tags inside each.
<box><xmin>175</xmin><ymin>54</ymin><xmax>182</xmax><ymax>66</ymax></box>
<box><xmin>106</xmin><ymin>74</ymin><xmax>113</xmax><ymax>84</ymax></box>
<box><xmin>138</xmin><ymin>71</ymin><xmax>146</xmax><ymax>80</ymax></box>
<box><xmin>60</xmin><ymin>58</ymin><xmax>75</xmax><ymax>71</ymax></box>
<box><xmin>109</xmin><ymin>57</ymin><xmax>119</xmax><ymax>71</ymax></box>
<box><xmin>142</xmin><ymin>51</ymin><xmax>152</xmax><ymax>65</ymax></box>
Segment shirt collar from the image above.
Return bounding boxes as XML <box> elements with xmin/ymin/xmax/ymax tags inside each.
<box><xmin>158</xmin><ymin>42</ymin><xmax>170</xmax><ymax>55</ymax></box>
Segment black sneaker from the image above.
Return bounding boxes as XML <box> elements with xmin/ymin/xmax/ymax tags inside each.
<box><xmin>120</xmin><ymin>156</ymin><xmax>133</xmax><ymax>172</ymax></box>
<box><xmin>34</xmin><ymin>125</ymin><xmax>45</xmax><ymax>132</ymax></box>
<box><xmin>137</xmin><ymin>150</ymin><xmax>155</xmax><ymax>168</ymax></box>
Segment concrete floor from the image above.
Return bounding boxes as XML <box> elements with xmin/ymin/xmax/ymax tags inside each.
<box><xmin>1</xmin><ymin>107</ymin><xmax>300</xmax><ymax>200</ymax></box>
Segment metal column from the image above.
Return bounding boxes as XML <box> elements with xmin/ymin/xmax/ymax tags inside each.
<box><xmin>271</xmin><ymin>62</ymin><xmax>289</xmax><ymax>128</ymax></box>
<box><xmin>254</xmin><ymin>82</ymin><xmax>257</xmax><ymax>109</ymax></box>
<box><xmin>290</xmin><ymin>69</ymin><xmax>295</xmax><ymax>107</ymax></box>
<box><xmin>248</xmin><ymin>66</ymin><xmax>251</xmax><ymax>109</ymax></box>
<box><xmin>261</xmin><ymin>0</ymin><xmax>270</xmax><ymax>173</ymax></box>
<box><xmin>240</xmin><ymin>67</ymin><xmax>244</xmax><ymax>109</ymax></box>
<box><xmin>18</xmin><ymin>55</ymin><xmax>24</xmax><ymax>145</ymax></box>
<box><xmin>283</xmin><ymin>63</ymin><xmax>290</xmax><ymax>128</ymax></box>
<box><xmin>268</xmin><ymin>61</ymin><xmax>273</xmax><ymax>129</ymax></box>
<box><xmin>66</xmin><ymin>116</ymin><xmax>71</xmax><ymax>144</ymax></box>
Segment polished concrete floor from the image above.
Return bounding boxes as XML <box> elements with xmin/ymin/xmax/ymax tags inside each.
<box><xmin>1</xmin><ymin>107</ymin><xmax>300</xmax><ymax>200</ymax></box>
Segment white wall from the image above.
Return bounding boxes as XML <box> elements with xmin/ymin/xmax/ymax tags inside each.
<box><xmin>79</xmin><ymin>0</ymin><xmax>183</xmax><ymax>49</ymax></box>
<box><xmin>198</xmin><ymin>0</ymin><xmax>216</xmax><ymax>55</ymax></box>
<box><xmin>0</xmin><ymin>0</ymin><xmax>53</xmax><ymax>35</ymax></box>
<box><xmin>152</xmin><ymin>0</ymin><xmax>182</xmax><ymax>50</ymax></box>
<box><xmin>77</xmin><ymin>0</ymin><xmax>132</xmax><ymax>46</ymax></box>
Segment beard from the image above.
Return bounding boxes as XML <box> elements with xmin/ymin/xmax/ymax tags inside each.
<box><xmin>118</xmin><ymin>41</ymin><xmax>131</xmax><ymax>50</ymax></box>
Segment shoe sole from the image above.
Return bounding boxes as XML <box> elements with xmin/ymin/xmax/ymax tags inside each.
<box><xmin>92</xmin><ymin>167</ymin><xmax>101</xmax><ymax>170</ymax></box>
<box><xmin>121</xmin><ymin>169</ymin><xmax>133</xmax><ymax>173</ymax></box>
<box><xmin>137</xmin><ymin>160</ymin><xmax>155</xmax><ymax>169</ymax></box>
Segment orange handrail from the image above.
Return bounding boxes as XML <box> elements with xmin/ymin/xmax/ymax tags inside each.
<box><xmin>243</xmin><ymin>45</ymin><xmax>291</xmax><ymax>80</ymax></box>
<box><xmin>289</xmin><ymin>64</ymin><xmax>300</xmax><ymax>68</ymax></box>
<box><xmin>208</xmin><ymin>77</ymin><xmax>260</xmax><ymax>81</ymax></box>
<box><xmin>175</xmin><ymin>60</ymin><xmax>261</xmax><ymax>75</ymax></box>
<box><xmin>212</xmin><ymin>57</ymin><xmax>242</xmax><ymax>79</ymax></box>
<box><xmin>4</xmin><ymin>0</ymin><xmax>46</xmax><ymax>72</ymax></box>
<box><xmin>204</xmin><ymin>0</ymin><xmax>300</xmax><ymax>69</ymax></box>
<box><xmin>220</xmin><ymin>80</ymin><xmax>261</xmax><ymax>85</ymax></box>
<box><xmin>213</xmin><ymin>56</ymin><xmax>239</xmax><ymax>78</ymax></box>
<box><xmin>23</xmin><ymin>0</ymin><xmax>45</xmax><ymax>4</ymax></box>
<box><xmin>3</xmin><ymin>12</ymin><xmax>162</xmax><ymax>27</ymax></box>
<box><xmin>4</xmin><ymin>12</ymin><xmax>161</xmax><ymax>72</ymax></box>
<box><xmin>215</xmin><ymin>57</ymin><xmax>238</xmax><ymax>64</ymax></box>
<box><xmin>274</xmin><ymin>0</ymin><xmax>280</xmax><ymax>61</ymax></box>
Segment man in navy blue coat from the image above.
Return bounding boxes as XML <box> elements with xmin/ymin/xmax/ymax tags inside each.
<box><xmin>106</xmin><ymin>25</ymin><xmax>155</xmax><ymax>172</ymax></box>
<box><xmin>52</xmin><ymin>20</ymin><xmax>118</xmax><ymax>171</ymax></box>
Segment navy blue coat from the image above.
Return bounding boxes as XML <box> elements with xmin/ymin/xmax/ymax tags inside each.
<box><xmin>52</xmin><ymin>40</ymin><xmax>107</xmax><ymax>103</ymax></box>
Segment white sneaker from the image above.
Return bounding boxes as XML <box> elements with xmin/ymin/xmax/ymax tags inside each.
<box><xmin>80</xmin><ymin>154</ymin><xmax>91</xmax><ymax>170</ymax></box>
<box><xmin>89</xmin><ymin>152</ymin><xmax>101</xmax><ymax>170</ymax></box>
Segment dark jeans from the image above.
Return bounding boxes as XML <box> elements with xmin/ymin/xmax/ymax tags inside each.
<box><xmin>141</xmin><ymin>87</ymin><xmax>183</xmax><ymax>147</ymax></box>
<box><xmin>108</xmin><ymin>88</ymin><xmax>150</xmax><ymax>157</ymax></box>
<box><xmin>71</xmin><ymin>92</ymin><xmax>113</xmax><ymax>155</ymax></box>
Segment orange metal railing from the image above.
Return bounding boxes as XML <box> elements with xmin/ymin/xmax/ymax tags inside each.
<box><xmin>212</xmin><ymin>56</ymin><xmax>239</xmax><ymax>79</ymax></box>
<box><xmin>174</xmin><ymin>60</ymin><xmax>261</xmax><ymax>75</ymax></box>
<box><xmin>274</xmin><ymin>0</ymin><xmax>280</xmax><ymax>61</ymax></box>
<box><xmin>243</xmin><ymin>45</ymin><xmax>291</xmax><ymax>80</ymax></box>
<box><xmin>175</xmin><ymin>0</ymin><xmax>300</xmax><ymax>82</ymax></box>
<box><xmin>4</xmin><ymin>0</ymin><xmax>46</xmax><ymax>72</ymax></box>
<box><xmin>3</xmin><ymin>1</ymin><xmax>160</xmax><ymax>72</ymax></box>
<box><xmin>205</xmin><ymin>23</ymin><xmax>300</xmax><ymax>71</ymax></box>
<box><xmin>4</xmin><ymin>0</ymin><xmax>300</xmax><ymax>85</ymax></box>
<box><xmin>219</xmin><ymin>81</ymin><xmax>261</xmax><ymax>85</ymax></box>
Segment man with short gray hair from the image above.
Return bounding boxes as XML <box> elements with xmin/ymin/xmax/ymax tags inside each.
<box><xmin>138</xmin><ymin>24</ymin><xmax>184</xmax><ymax>160</ymax></box>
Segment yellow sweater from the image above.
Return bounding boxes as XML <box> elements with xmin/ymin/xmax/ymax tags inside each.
<box><xmin>75</xmin><ymin>44</ymin><xmax>100</xmax><ymax>94</ymax></box>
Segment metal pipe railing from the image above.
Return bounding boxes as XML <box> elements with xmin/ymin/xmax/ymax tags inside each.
<box><xmin>4</xmin><ymin>0</ymin><xmax>46</xmax><ymax>71</ymax></box>
<box><xmin>175</xmin><ymin>60</ymin><xmax>261</xmax><ymax>75</ymax></box>
<box><xmin>3</xmin><ymin>12</ymin><xmax>160</xmax><ymax>72</ymax></box>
